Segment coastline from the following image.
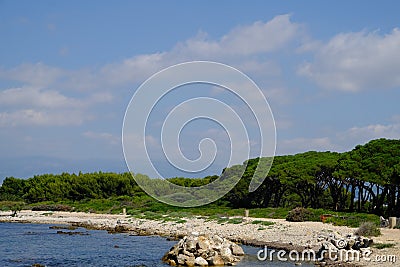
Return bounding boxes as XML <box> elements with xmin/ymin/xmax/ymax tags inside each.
<box><xmin>1</xmin><ymin>210</ymin><xmax>398</xmax><ymax>267</ymax></box>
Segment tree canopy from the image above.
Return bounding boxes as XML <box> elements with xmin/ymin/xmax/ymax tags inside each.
<box><xmin>1</xmin><ymin>138</ymin><xmax>399</xmax><ymax>217</ymax></box>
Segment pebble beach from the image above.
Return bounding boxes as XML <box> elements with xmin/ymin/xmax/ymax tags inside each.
<box><xmin>1</xmin><ymin>210</ymin><xmax>398</xmax><ymax>267</ymax></box>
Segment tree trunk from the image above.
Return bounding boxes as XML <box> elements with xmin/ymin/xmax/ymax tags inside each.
<box><xmin>349</xmin><ymin>182</ymin><xmax>356</xmax><ymax>212</ymax></box>
<box><xmin>396</xmin><ymin>185</ymin><xmax>400</xmax><ymax>217</ymax></box>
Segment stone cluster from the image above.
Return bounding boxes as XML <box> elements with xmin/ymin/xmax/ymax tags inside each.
<box><xmin>314</xmin><ymin>232</ymin><xmax>373</xmax><ymax>261</ymax></box>
<box><xmin>163</xmin><ymin>234</ymin><xmax>244</xmax><ymax>266</ymax></box>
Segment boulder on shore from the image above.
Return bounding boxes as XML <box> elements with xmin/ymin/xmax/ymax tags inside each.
<box><xmin>316</xmin><ymin>232</ymin><xmax>373</xmax><ymax>261</ymax></box>
<box><xmin>163</xmin><ymin>234</ymin><xmax>244</xmax><ymax>266</ymax></box>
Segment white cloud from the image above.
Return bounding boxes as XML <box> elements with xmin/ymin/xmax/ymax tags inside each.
<box><xmin>339</xmin><ymin>122</ymin><xmax>400</xmax><ymax>145</ymax></box>
<box><xmin>83</xmin><ymin>131</ymin><xmax>120</xmax><ymax>145</ymax></box>
<box><xmin>0</xmin><ymin>15</ymin><xmax>302</xmax><ymax>129</ymax></box>
<box><xmin>333</xmin><ymin>121</ymin><xmax>400</xmax><ymax>151</ymax></box>
<box><xmin>0</xmin><ymin>15</ymin><xmax>302</xmax><ymax>95</ymax></box>
<box><xmin>0</xmin><ymin>109</ymin><xmax>87</xmax><ymax>127</ymax></box>
<box><xmin>298</xmin><ymin>28</ymin><xmax>400</xmax><ymax>92</ymax></box>
<box><xmin>217</xmin><ymin>15</ymin><xmax>301</xmax><ymax>55</ymax></box>
<box><xmin>0</xmin><ymin>86</ymin><xmax>112</xmax><ymax>127</ymax></box>
<box><xmin>174</xmin><ymin>14</ymin><xmax>301</xmax><ymax>58</ymax></box>
<box><xmin>279</xmin><ymin>137</ymin><xmax>338</xmax><ymax>155</ymax></box>
<box><xmin>0</xmin><ymin>87</ymin><xmax>82</xmax><ymax>109</ymax></box>
<box><xmin>99</xmin><ymin>14</ymin><xmax>302</xmax><ymax>86</ymax></box>
<box><xmin>100</xmin><ymin>53</ymin><xmax>168</xmax><ymax>86</ymax></box>
<box><xmin>87</xmin><ymin>92</ymin><xmax>114</xmax><ymax>104</ymax></box>
<box><xmin>0</xmin><ymin>62</ymin><xmax>64</xmax><ymax>87</ymax></box>
<box><xmin>237</xmin><ymin>60</ymin><xmax>281</xmax><ymax>77</ymax></box>
<box><xmin>279</xmin><ymin>120</ymin><xmax>400</xmax><ymax>155</ymax></box>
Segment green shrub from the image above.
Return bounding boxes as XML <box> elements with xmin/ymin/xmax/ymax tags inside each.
<box><xmin>286</xmin><ymin>207</ymin><xmax>312</xmax><ymax>222</ymax></box>
<box><xmin>0</xmin><ymin>201</ymin><xmax>26</xmax><ymax>211</ymax></box>
<box><xmin>355</xmin><ymin>222</ymin><xmax>381</xmax><ymax>237</ymax></box>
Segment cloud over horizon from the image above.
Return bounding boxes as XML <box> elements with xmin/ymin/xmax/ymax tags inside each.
<box><xmin>298</xmin><ymin>28</ymin><xmax>400</xmax><ymax>92</ymax></box>
<box><xmin>1</xmin><ymin>8</ymin><xmax>399</xmax><ymax>178</ymax></box>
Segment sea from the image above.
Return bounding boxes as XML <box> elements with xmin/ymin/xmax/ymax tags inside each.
<box><xmin>0</xmin><ymin>222</ymin><xmax>314</xmax><ymax>267</ymax></box>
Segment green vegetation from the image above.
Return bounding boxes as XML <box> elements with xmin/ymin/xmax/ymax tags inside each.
<box><xmin>355</xmin><ymin>222</ymin><xmax>381</xmax><ymax>237</ymax></box>
<box><xmin>251</xmin><ymin>220</ymin><xmax>275</xmax><ymax>226</ymax></box>
<box><xmin>31</xmin><ymin>204</ymin><xmax>72</xmax><ymax>212</ymax></box>
<box><xmin>286</xmin><ymin>207</ymin><xmax>312</xmax><ymax>222</ymax></box>
<box><xmin>226</xmin><ymin>217</ymin><xmax>244</xmax><ymax>224</ymax></box>
<box><xmin>11</xmin><ymin>203</ymin><xmax>23</xmax><ymax>217</ymax></box>
<box><xmin>324</xmin><ymin>212</ymin><xmax>380</xmax><ymax>228</ymax></box>
<box><xmin>373</xmin><ymin>243</ymin><xmax>395</xmax><ymax>249</ymax></box>
<box><xmin>1</xmin><ymin>138</ymin><xmax>399</xmax><ymax>228</ymax></box>
<box><xmin>0</xmin><ymin>201</ymin><xmax>25</xmax><ymax>211</ymax></box>
<box><xmin>245</xmin><ymin>207</ymin><xmax>290</xmax><ymax>219</ymax></box>
<box><xmin>225</xmin><ymin>138</ymin><xmax>400</xmax><ymax>218</ymax></box>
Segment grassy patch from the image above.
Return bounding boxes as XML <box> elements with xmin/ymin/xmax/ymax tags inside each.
<box><xmin>204</xmin><ymin>216</ymin><xmax>244</xmax><ymax>224</ymax></box>
<box><xmin>227</xmin><ymin>217</ymin><xmax>244</xmax><ymax>224</ymax></box>
<box><xmin>373</xmin><ymin>243</ymin><xmax>395</xmax><ymax>249</ymax></box>
<box><xmin>127</xmin><ymin>208</ymin><xmax>192</xmax><ymax>224</ymax></box>
<box><xmin>207</xmin><ymin>216</ymin><xmax>229</xmax><ymax>224</ymax></box>
<box><xmin>32</xmin><ymin>204</ymin><xmax>72</xmax><ymax>212</ymax></box>
<box><xmin>324</xmin><ymin>213</ymin><xmax>380</xmax><ymax>228</ymax></box>
<box><xmin>248</xmin><ymin>208</ymin><xmax>290</xmax><ymax>219</ymax></box>
<box><xmin>251</xmin><ymin>220</ymin><xmax>275</xmax><ymax>226</ymax></box>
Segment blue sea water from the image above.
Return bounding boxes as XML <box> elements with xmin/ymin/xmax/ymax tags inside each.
<box><xmin>0</xmin><ymin>223</ymin><xmax>313</xmax><ymax>267</ymax></box>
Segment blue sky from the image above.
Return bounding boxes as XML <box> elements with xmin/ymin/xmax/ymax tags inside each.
<box><xmin>1</xmin><ymin>1</ymin><xmax>400</xmax><ymax>181</ymax></box>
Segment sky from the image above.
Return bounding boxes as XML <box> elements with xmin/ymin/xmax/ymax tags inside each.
<box><xmin>1</xmin><ymin>0</ymin><xmax>400</xmax><ymax>182</ymax></box>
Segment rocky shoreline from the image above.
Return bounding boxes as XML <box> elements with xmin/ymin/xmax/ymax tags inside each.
<box><xmin>1</xmin><ymin>210</ymin><xmax>398</xmax><ymax>267</ymax></box>
<box><xmin>162</xmin><ymin>234</ymin><xmax>245</xmax><ymax>266</ymax></box>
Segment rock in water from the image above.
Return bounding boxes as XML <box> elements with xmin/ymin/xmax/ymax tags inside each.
<box><xmin>208</xmin><ymin>255</ymin><xmax>225</xmax><ymax>266</ymax></box>
<box><xmin>231</xmin><ymin>243</ymin><xmax>244</xmax><ymax>256</ymax></box>
<box><xmin>195</xmin><ymin>257</ymin><xmax>209</xmax><ymax>266</ymax></box>
<box><xmin>163</xmin><ymin>234</ymin><xmax>244</xmax><ymax>266</ymax></box>
<box><xmin>315</xmin><ymin>233</ymin><xmax>374</xmax><ymax>262</ymax></box>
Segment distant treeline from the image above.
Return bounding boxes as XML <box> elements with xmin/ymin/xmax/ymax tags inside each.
<box><xmin>1</xmin><ymin>138</ymin><xmax>399</xmax><ymax>217</ymax></box>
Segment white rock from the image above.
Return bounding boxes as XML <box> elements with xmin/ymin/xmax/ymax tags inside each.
<box><xmin>231</xmin><ymin>243</ymin><xmax>244</xmax><ymax>256</ymax></box>
<box><xmin>194</xmin><ymin>256</ymin><xmax>208</xmax><ymax>266</ymax></box>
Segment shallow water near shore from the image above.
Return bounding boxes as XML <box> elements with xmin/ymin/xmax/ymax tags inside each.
<box><xmin>0</xmin><ymin>222</ymin><xmax>313</xmax><ymax>267</ymax></box>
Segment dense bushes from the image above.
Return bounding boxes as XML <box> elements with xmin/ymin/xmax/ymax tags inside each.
<box><xmin>224</xmin><ymin>138</ymin><xmax>400</xmax><ymax>217</ymax></box>
<box><xmin>286</xmin><ymin>207</ymin><xmax>312</xmax><ymax>222</ymax></box>
<box><xmin>0</xmin><ymin>172</ymin><xmax>142</xmax><ymax>203</ymax></box>
<box><xmin>0</xmin><ymin>138</ymin><xmax>399</xmax><ymax>218</ymax></box>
